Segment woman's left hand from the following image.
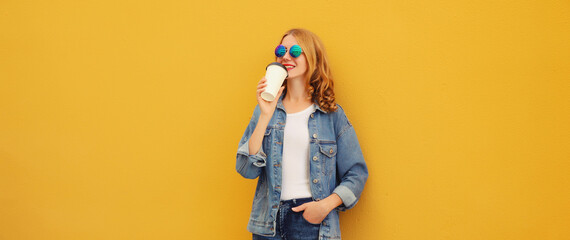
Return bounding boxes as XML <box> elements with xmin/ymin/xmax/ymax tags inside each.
<box><xmin>292</xmin><ymin>194</ymin><xmax>343</xmax><ymax>224</ymax></box>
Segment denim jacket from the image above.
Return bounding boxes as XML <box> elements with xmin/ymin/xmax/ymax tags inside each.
<box><xmin>236</xmin><ymin>93</ymin><xmax>368</xmax><ymax>240</ymax></box>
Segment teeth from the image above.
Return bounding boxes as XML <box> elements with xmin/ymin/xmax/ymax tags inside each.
<box><xmin>286</xmin><ymin>66</ymin><xmax>295</xmax><ymax>69</ymax></box>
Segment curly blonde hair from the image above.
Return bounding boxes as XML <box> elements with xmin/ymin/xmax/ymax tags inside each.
<box><xmin>278</xmin><ymin>28</ymin><xmax>338</xmax><ymax>113</ymax></box>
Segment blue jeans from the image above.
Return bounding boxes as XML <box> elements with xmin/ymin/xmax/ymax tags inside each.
<box><xmin>252</xmin><ymin>198</ymin><xmax>321</xmax><ymax>240</ymax></box>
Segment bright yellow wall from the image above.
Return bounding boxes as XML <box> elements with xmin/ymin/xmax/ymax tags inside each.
<box><xmin>1</xmin><ymin>0</ymin><xmax>569</xmax><ymax>239</ymax></box>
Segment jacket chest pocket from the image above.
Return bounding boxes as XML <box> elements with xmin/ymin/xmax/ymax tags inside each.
<box><xmin>319</xmin><ymin>143</ymin><xmax>337</xmax><ymax>175</ymax></box>
<box><xmin>319</xmin><ymin>143</ymin><xmax>337</xmax><ymax>158</ymax></box>
<box><xmin>263</xmin><ymin>126</ymin><xmax>283</xmax><ymax>147</ymax></box>
<box><xmin>261</xmin><ymin>127</ymin><xmax>273</xmax><ymax>150</ymax></box>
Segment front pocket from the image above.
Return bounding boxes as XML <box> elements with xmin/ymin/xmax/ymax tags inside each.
<box><xmin>299</xmin><ymin>213</ymin><xmax>322</xmax><ymax>226</ymax></box>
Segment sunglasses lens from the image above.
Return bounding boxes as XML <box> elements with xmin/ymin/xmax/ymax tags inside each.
<box><xmin>275</xmin><ymin>45</ymin><xmax>286</xmax><ymax>57</ymax></box>
<box><xmin>290</xmin><ymin>45</ymin><xmax>303</xmax><ymax>58</ymax></box>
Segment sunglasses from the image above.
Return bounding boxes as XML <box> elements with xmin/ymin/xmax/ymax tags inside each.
<box><xmin>275</xmin><ymin>44</ymin><xmax>303</xmax><ymax>58</ymax></box>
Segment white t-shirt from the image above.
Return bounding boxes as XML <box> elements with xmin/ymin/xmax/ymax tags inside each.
<box><xmin>280</xmin><ymin>104</ymin><xmax>316</xmax><ymax>201</ymax></box>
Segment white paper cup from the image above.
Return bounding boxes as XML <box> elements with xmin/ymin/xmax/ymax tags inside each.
<box><xmin>261</xmin><ymin>62</ymin><xmax>289</xmax><ymax>102</ymax></box>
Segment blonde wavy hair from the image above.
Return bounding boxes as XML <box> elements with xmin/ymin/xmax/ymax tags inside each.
<box><xmin>278</xmin><ymin>28</ymin><xmax>338</xmax><ymax>113</ymax></box>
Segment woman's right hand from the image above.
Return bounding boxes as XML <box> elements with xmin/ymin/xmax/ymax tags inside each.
<box><xmin>256</xmin><ymin>77</ymin><xmax>285</xmax><ymax>117</ymax></box>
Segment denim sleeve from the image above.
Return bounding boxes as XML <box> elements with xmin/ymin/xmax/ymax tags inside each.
<box><xmin>332</xmin><ymin>106</ymin><xmax>368</xmax><ymax>211</ymax></box>
<box><xmin>236</xmin><ymin>105</ymin><xmax>267</xmax><ymax>179</ymax></box>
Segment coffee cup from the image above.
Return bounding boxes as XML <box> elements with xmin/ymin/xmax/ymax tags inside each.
<box><xmin>261</xmin><ymin>62</ymin><xmax>288</xmax><ymax>102</ymax></box>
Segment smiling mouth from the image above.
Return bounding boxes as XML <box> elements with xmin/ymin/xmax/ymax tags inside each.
<box><xmin>285</xmin><ymin>65</ymin><xmax>295</xmax><ymax>70</ymax></box>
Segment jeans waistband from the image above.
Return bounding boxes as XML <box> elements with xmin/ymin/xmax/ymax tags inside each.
<box><xmin>280</xmin><ymin>197</ymin><xmax>313</xmax><ymax>206</ymax></box>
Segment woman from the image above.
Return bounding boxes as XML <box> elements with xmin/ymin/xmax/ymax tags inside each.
<box><xmin>236</xmin><ymin>28</ymin><xmax>368</xmax><ymax>240</ymax></box>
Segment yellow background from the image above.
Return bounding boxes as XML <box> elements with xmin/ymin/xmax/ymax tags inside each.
<box><xmin>1</xmin><ymin>0</ymin><xmax>569</xmax><ymax>239</ymax></box>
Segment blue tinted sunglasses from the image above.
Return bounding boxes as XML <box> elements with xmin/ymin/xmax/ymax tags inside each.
<box><xmin>275</xmin><ymin>44</ymin><xmax>303</xmax><ymax>58</ymax></box>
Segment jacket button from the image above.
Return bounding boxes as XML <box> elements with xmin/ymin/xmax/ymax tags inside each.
<box><xmin>310</xmin><ymin>113</ymin><xmax>314</xmax><ymax>118</ymax></box>
<box><xmin>312</xmin><ymin>156</ymin><xmax>318</xmax><ymax>161</ymax></box>
<box><xmin>329</xmin><ymin>148</ymin><xmax>334</xmax><ymax>154</ymax></box>
<box><xmin>312</xmin><ymin>133</ymin><xmax>317</xmax><ymax>138</ymax></box>
<box><xmin>313</xmin><ymin>179</ymin><xmax>319</xmax><ymax>183</ymax></box>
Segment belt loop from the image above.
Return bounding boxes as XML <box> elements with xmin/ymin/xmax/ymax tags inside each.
<box><xmin>292</xmin><ymin>198</ymin><xmax>297</xmax><ymax>205</ymax></box>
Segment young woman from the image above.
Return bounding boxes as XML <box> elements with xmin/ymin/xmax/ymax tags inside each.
<box><xmin>236</xmin><ymin>28</ymin><xmax>368</xmax><ymax>240</ymax></box>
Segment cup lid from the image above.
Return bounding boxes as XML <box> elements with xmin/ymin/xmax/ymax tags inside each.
<box><xmin>266</xmin><ymin>62</ymin><xmax>289</xmax><ymax>78</ymax></box>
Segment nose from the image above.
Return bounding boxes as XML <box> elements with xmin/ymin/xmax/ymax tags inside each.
<box><xmin>282</xmin><ymin>51</ymin><xmax>292</xmax><ymax>61</ymax></box>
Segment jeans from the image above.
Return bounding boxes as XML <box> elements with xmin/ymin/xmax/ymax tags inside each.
<box><xmin>252</xmin><ymin>198</ymin><xmax>321</xmax><ymax>240</ymax></box>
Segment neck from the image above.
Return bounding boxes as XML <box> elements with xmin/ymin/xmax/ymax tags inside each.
<box><xmin>285</xmin><ymin>77</ymin><xmax>311</xmax><ymax>103</ymax></box>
